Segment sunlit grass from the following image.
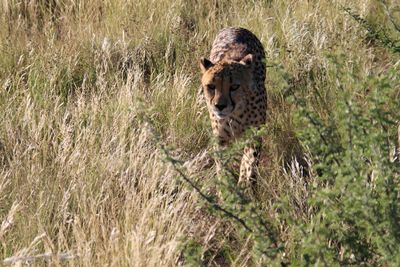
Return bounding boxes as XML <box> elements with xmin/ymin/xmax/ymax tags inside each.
<box><xmin>0</xmin><ymin>0</ymin><xmax>399</xmax><ymax>265</ymax></box>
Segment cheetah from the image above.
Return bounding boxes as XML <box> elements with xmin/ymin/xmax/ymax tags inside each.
<box><xmin>200</xmin><ymin>27</ymin><xmax>267</xmax><ymax>187</ymax></box>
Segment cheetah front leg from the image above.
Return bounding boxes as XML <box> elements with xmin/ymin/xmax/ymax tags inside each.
<box><xmin>214</xmin><ymin>141</ymin><xmax>228</xmax><ymax>180</ymax></box>
<box><xmin>238</xmin><ymin>140</ymin><xmax>261</xmax><ymax>190</ymax></box>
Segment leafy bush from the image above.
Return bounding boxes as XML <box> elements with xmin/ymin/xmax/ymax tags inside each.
<box><xmin>291</xmin><ymin>55</ymin><xmax>400</xmax><ymax>266</ymax></box>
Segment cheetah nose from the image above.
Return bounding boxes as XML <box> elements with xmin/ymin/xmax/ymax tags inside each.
<box><xmin>215</xmin><ymin>103</ymin><xmax>227</xmax><ymax>111</ymax></box>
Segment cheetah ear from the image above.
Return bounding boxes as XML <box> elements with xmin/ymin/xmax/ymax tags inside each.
<box><xmin>200</xmin><ymin>57</ymin><xmax>214</xmax><ymax>73</ymax></box>
<box><xmin>240</xmin><ymin>54</ymin><xmax>254</xmax><ymax>67</ymax></box>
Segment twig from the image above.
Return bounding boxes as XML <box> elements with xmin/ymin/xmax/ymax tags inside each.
<box><xmin>160</xmin><ymin>143</ymin><xmax>253</xmax><ymax>233</ymax></box>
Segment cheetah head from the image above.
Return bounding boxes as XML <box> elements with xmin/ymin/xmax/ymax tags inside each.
<box><xmin>200</xmin><ymin>54</ymin><xmax>254</xmax><ymax>119</ymax></box>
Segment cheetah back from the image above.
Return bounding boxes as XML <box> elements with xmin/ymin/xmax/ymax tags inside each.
<box><xmin>210</xmin><ymin>27</ymin><xmax>266</xmax><ymax>91</ymax></box>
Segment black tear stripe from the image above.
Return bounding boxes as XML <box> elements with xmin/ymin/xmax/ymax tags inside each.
<box><xmin>229</xmin><ymin>91</ymin><xmax>236</xmax><ymax>111</ymax></box>
<box><xmin>223</xmin><ymin>127</ymin><xmax>231</xmax><ymax>136</ymax></box>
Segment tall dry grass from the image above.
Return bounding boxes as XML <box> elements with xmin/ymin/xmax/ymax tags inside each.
<box><xmin>0</xmin><ymin>0</ymin><xmax>398</xmax><ymax>265</ymax></box>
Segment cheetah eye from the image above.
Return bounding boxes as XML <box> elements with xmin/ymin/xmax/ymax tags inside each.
<box><xmin>230</xmin><ymin>84</ymin><xmax>240</xmax><ymax>91</ymax></box>
<box><xmin>207</xmin><ymin>84</ymin><xmax>216</xmax><ymax>91</ymax></box>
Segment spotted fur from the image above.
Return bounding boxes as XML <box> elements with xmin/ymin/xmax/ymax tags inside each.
<box><xmin>200</xmin><ymin>27</ymin><xmax>267</xmax><ymax>186</ymax></box>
